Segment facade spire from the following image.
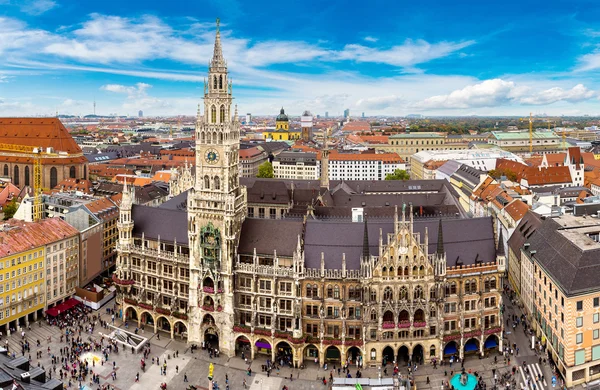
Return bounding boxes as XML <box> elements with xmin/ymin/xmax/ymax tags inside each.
<box><xmin>362</xmin><ymin>213</ymin><xmax>370</xmax><ymax>259</ymax></box>
<box><xmin>436</xmin><ymin>219</ymin><xmax>444</xmax><ymax>257</ymax></box>
<box><xmin>496</xmin><ymin>228</ymin><xmax>505</xmax><ymax>256</ymax></box>
<box><xmin>211</xmin><ymin>17</ymin><xmax>225</xmax><ymax>68</ymax></box>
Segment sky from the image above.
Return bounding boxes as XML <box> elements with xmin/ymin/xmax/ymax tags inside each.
<box><xmin>2</xmin><ymin>0</ymin><xmax>600</xmax><ymax>117</ymax></box>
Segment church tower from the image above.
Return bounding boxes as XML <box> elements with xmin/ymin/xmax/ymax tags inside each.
<box><xmin>187</xmin><ymin>19</ymin><xmax>247</xmax><ymax>355</ymax></box>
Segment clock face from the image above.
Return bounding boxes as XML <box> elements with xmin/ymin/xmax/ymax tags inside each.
<box><xmin>205</xmin><ymin>149</ymin><xmax>219</xmax><ymax>164</ymax></box>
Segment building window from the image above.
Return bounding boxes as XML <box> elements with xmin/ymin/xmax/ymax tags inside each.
<box><xmin>50</xmin><ymin>167</ymin><xmax>57</xmax><ymax>188</ymax></box>
<box><xmin>594</xmin><ymin>329</ymin><xmax>600</xmax><ymax>340</ymax></box>
<box><xmin>24</xmin><ymin>166</ymin><xmax>30</xmax><ymax>186</ymax></box>
<box><xmin>577</xmin><ymin>301</ymin><xmax>583</xmax><ymax>311</ymax></box>
<box><xmin>595</xmin><ymin>297</ymin><xmax>599</xmax><ymax>307</ymax></box>
<box><xmin>576</xmin><ymin>333</ymin><xmax>583</xmax><ymax>344</ymax></box>
<box><xmin>577</xmin><ymin>317</ymin><xmax>583</xmax><ymax>327</ymax></box>
<box><xmin>13</xmin><ymin>165</ymin><xmax>19</xmax><ymax>186</ymax></box>
<box><xmin>595</xmin><ymin>313</ymin><xmax>600</xmax><ymax>324</ymax></box>
<box><xmin>69</xmin><ymin>166</ymin><xmax>76</xmax><ymax>179</ymax></box>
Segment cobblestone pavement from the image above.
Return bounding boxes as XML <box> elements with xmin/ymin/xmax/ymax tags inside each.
<box><xmin>2</xmin><ymin>294</ymin><xmax>564</xmax><ymax>390</ymax></box>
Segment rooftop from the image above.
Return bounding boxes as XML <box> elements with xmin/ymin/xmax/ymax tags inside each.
<box><xmin>490</xmin><ymin>130</ymin><xmax>560</xmax><ymax>140</ymax></box>
<box><xmin>0</xmin><ymin>218</ymin><xmax>79</xmax><ymax>257</ymax></box>
<box><xmin>389</xmin><ymin>132</ymin><xmax>443</xmax><ymax>139</ymax></box>
<box><xmin>0</xmin><ymin>118</ymin><xmax>82</xmax><ymax>155</ymax></box>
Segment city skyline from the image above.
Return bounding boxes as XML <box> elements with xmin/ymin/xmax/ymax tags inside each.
<box><xmin>1</xmin><ymin>0</ymin><xmax>600</xmax><ymax>117</ymax></box>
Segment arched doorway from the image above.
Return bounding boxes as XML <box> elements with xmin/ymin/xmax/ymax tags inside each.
<box><xmin>174</xmin><ymin>321</ymin><xmax>187</xmax><ymax>338</ymax></box>
<box><xmin>383</xmin><ymin>346</ymin><xmax>395</xmax><ymax>365</ymax></box>
<box><xmin>347</xmin><ymin>347</ymin><xmax>362</xmax><ymax>366</ymax></box>
<box><xmin>205</xmin><ymin>327</ymin><xmax>219</xmax><ymax>349</ymax></box>
<box><xmin>235</xmin><ymin>335</ymin><xmax>251</xmax><ymax>358</ymax></box>
<box><xmin>125</xmin><ymin>307</ymin><xmax>138</xmax><ymax>321</ymax></box>
<box><xmin>484</xmin><ymin>335</ymin><xmax>499</xmax><ymax>351</ymax></box>
<box><xmin>275</xmin><ymin>341</ymin><xmax>293</xmax><ymax>367</ymax></box>
<box><xmin>141</xmin><ymin>311</ymin><xmax>154</xmax><ymax>326</ymax></box>
<box><xmin>412</xmin><ymin>344</ymin><xmax>424</xmax><ymax>364</ymax></box>
<box><xmin>464</xmin><ymin>338</ymin><xmax>480</xmax><ymax>355</ymax></box>
<box><xmin>444</xmin><ymin>341</ymin><xmax>458</xmax><ymax>357</ymax></box>
<box><xmin>157</xmin><ymin>316</ymin><xmax>171</xmax><ymax>333</ymax></box>
<box><xmin>303</xmin><ymin>344</ymin><xmax>319</xmax><ymax>365</ymax></box>
<box><xmin>413</xmin><ymin>309</ymin><xmax>424</xmax><ymax>322</ymax></box>
<box><xmin>397</xmin><ymin>345</ymin><xmax>409</xmax><ymax>364</ymax></box>
<box><xmin>325</xmin><ymin>346</ymin><xmax>341</xmax><ymax>363</ymax></box>
<box><xmin>255</xmin><ymin>338</ymin><xmax>271</xmax><ymax>356</ymax></box>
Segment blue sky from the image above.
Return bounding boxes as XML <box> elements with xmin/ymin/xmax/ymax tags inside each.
<box><xmin>2</xmin><ymin>0</ymin><xmax>600</xmax><ymax>117</ymax></box>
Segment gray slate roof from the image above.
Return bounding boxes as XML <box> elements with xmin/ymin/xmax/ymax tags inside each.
<box><xmin>132</xmin><ymin>205</ymin><xmax>188</xmax><ymax>245</ymax></box>
<box><xmin>238</xmin><ymin>218</ymin><xmax>304</xmax><ymax>257</ymax></box>
<box><xmin>302</xmin><ymin>217</ymin><xmax>495</xmax><ymax>270</ymax></box>
<box><xmin>527</xmin><ymin>216</ymin><xmax>600</xmax><ymax>295</ymax></box>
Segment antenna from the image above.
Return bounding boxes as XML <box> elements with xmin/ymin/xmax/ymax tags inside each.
<box><xmin>93</xmin><ymin>99</ymin><xmax>96</xmax><ymax>116</ymax></box>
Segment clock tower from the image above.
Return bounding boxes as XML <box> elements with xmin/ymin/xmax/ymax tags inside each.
<box><xmin>187</xmin><ymin>18</ymin><xmax>247</xmax><ymax>355</ymax></box>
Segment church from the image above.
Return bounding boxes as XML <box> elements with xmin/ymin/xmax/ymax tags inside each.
<box><xmin>113</xmin><ymin>20</ymin><xmax>504</xmax><ymax>368</ymax></box>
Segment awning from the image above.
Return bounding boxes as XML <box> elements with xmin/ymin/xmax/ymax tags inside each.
<box><xmin>464</xmin><ymin>342</ymin><xmax>478</xmax><ymax>352</ymax></box>
<box><xmin>485</xmin><ymin>338</ymin><xmax>498</xmax><ymax>349</ymax></box>
<box><xmin>255</xmin><ymin>341</ymin><xmax>271</xmax><ymax>349</ymax></box>
<box><xmin>45</xmin><ymin>298</ymin><xmax>81</xmax><ymax>317</ymax></box>
<box><xmin>444</xmin><ymin>344</ymin><xmax>457</xmax><ymax>355</ymax></box>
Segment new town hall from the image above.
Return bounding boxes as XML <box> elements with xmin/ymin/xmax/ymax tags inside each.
<box><xmin>113</xmin><ymin>21</ymin><xmax>505</xmax><ymax>368</ymax></box>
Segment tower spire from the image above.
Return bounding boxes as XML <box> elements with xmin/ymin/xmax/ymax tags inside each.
<box><xmin>211</xmin><ymin>17</ymin><xmax>225</xmax><ymax>68</ymax></box>
<box><xmin>362</xmin><ymin>213</ymin><xmax>370</xmax><ymax>259</ymax></box>
<box><xmin>496</xmin><ymin>228</ymin><xmax>505</xmax><ymax>256</ymax></box>
<box><xmin>436</xmin><ymin>219</ymin><xmax>444</xmax><ymax>257</ymax></box>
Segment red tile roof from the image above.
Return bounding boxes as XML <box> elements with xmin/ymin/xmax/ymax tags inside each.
<box><xmin>503</xmin><ymin>199</ymin><xmax>529</xmax><ymax>221</ymax></box>
<box><xmin>52</xmin><ymin>178</ymin><xmax>93</xmax><ymax>194</ymax></box>
<box><xmin>0</xmin><ymin>218</ymin><xmax>79</xmax><ymax>257</ymax></box>
<box><xmin>0</xmin><ymin>118</ymin><xmax>82</xmax><ymax>154</ymax></box>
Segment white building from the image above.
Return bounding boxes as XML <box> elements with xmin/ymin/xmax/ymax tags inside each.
<box><xmin>412</xmin><ymin>149</ymin><xmax>523</xmax><ymax>180</ymax></box>
<box><xmin>45</xmin><ymin>234</ymin><xmax>80</xmax><ymax>306</ymax></box>
<box><xmin>273</xmin><ymin>151</ymin><xmax>319</xmax><ymax>180</ymax></box>
<box><xmin>328</xmin><ymin>152</ymin><xmax>406</xmax><ymax>181</ymax></box>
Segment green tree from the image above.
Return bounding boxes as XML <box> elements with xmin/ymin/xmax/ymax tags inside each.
<box><xmin>2</xmin><ymin>198</ymin><xmax>18</xmax><ymax>220</ymax></box>
<box><xmin>385</xmin><ymin>169</ymin><xmax>410</xmax><ymax>181</ymax></box>
<box><xmin>257</xmin><ymin>161</ymin><xmax>274</xmax><ymax>178</ymax></box>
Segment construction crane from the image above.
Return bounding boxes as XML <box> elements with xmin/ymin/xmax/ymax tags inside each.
<box><xmin>0</xmin><ymin>143</ymin><xmax>54</xmax><ymax>221</ymax></box>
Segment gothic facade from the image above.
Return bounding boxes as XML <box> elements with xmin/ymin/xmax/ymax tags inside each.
<box><xmin>113</xmin><ymin>21</ymin><xmax>504</xmax><ymax>365</ymax></box>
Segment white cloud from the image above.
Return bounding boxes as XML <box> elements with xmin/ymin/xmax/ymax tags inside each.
<box><xmin>519</xmin><ymin>84</ymin><xmax>595</xmax><ymax>105</ymax></box>
<box><xmin>576</xmin><ymin>51</ymin><xmax>600</xmax><ymax>72</ymax></box>
<box><xmin>415</xmin><ymin>79</ymin><xmax>596</xmax><ymax>109</ymax></box>
<box><xmin>364</xmin><ymin>36</ymin><xmax>378</xmax><ymax>43</ymax></box>
<box><xmin>335</xmin><ymin>39</ymin><xmax>475</xmax><ymax>67</ymax></box>
<box><xmin>355</xmin><ymin>95</ymin><xmax>402</xmax><ymax>110</ymax></box>
<box><xmin>0</xmin><ymin>17</ymin><xmax>53</xmax><ymax>56</ymax></box>
<box><xmin>101</xmin><ymin>82</ymin><xmax>151</xmax><ymax>98</ymax></box>
<box><xmin>19</xmin><ymin>0</ymin><xmax>57</xmax><ymax>15</ymax></box>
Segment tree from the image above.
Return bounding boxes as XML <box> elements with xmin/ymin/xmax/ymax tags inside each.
<box><xmin>2</xmin><ymin>198</ymin><xmax>18</xmax><ymax>220</ymax></box>
<box><xmin>385</xmin><ymin>169</ymin><xmax>410</xmax><ymax>181</ymax></box>
<box><xmin>257</xmin><ymin>161</ymin><xmax>274</xmax><ymax>178</ymax></box>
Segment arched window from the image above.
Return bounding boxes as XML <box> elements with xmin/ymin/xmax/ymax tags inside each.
<box><xmin>430</xmin><ymin>346</ymin><xmax>436</xmax><ymax>357</ymax></box>
<box><xmin>24</xmin><ymin>166</ymin><xmax>30</xmax><ymax>187</ymax></box>
<box><xmin>471</xmin><ymin>279</ymin><xmax>478</xmax><ymax>293</ymax></box>
<box><xmin>3</xmin><ymin>164</ymin><xmax>8</xmax><ymax>176</ymax></box>
<box><xmin>219</xmin><ymin>75</ymin><xmax>223</xmax><ymax>89</ymax></box>
<box><xmin>490</xmin><ymin>277</ymin><xmax>497</xmax><ymax>290</ymax></box>
<box><xmin>214</xmin><ymin>176</ymin><xmax>220</xmax><ymax>190</ymax></box>
<box><xmin>201</xmin><ymin>132</ymin><xmax>206</xmax><ymax>143</ymax></box>
<box><xmin>465</xmin><ymin>281</ymin><xmax>471</xmax><ymax>294</ymax></box>
<box><xmin>306</xmin><ymin>284</ymin><xmax>312</xmax><ymax>297</ymax></box>
<box><xmin>333</xmin><ymin>285</ymin><xmax>340</xmax><ymax>299</ymax></box>
<box><xmin>219</xmin><ymin>132</ymin><xmax>223</xmax><ymax>143</ymax></box>
<box><xmin>370</xmin><ymin>289</ymin><xmax>377</xmax><ymax>302</ymax></box>
<box><xmin>404</xmin><ymin>266</ymin><xmax>409</xmax><ymax>276</ymax></box>
<box><xmin>13</xmin><ymin>165</ymin><xmax>19</xmax><ymax>186</ymax></box>
<box><xmin>211</xmin><ymin>105</ymin><xmax>217</xmax><ymax>123</ymax></box>
<box><xmin>445</xmin><ymin>282</ymin><xmax>457</xmax><ymax>295</ymax></box>
<box><xmin>220</xmin><ymin>105</ymin><xmax>226</xmax><ymax>123</ymax></box>
<box><xmin>399</xmin><ymin>286</ymin><xmax>408</xmax><ymax>300</ymax></box>
<box><xmin>397</xmin><ymin>268</ymin><xmax>402</xmax><ymax>276</ymax></box>
<box><xmin>213</xmin><ymin>76</ymin><xmax>217</xmax><ymax>90</ymax></box>
<box><xmin>204</xmin><ymin>175</ymin><xmax>210</xmax><ymax>189</ymax></box>
<box><xmin>69</xmin><ymin>166</ymin><xmax>76</xmax><ymax>178</ymax></box>
<box><xmin>50</xmin><ymin>167</ymin><xmax>57</xmax><ymax>188</ymax></box>
<box><xmin>83</xmin><ymin>165</ymin><xmax>87</xmax><ymax>179</ymax></box>
<box><xmin>326</xmin><ymin>285</ymin><xmax>333</xmax><ymax>298</ymax></box>
<box><xmin>413</xmin><ymin>285</ymin><xmax>423</xmax><ymax>300</ymax></box>
<box><xmin>371</xmin><ymin>310</ymin><xmax>377</xmax><ymax>321</ymax></box>
<box><xmin>383</xmin><ymin>287</ymin><xmax>393</xmax><ymax>301</ymax></box>
<box><xmin>388</xmin><ymin>267</ymin><xmax>394</xmax><ymax>277</ymax></box>
<box><xmin>212</xmin><ymin>132</ymin><xmax>217</xmax><ymax>144</ymax></box>
<box><xmin>430</xmin><ymin>307</ymin><xmax>436</xmax><ymax>318</ymax></box>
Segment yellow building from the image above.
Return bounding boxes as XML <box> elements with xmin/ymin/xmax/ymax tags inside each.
<box><xmin>264</xmin><ymin>108</ymin><xmax>301</xmax><ymax>141</ymax></box>
<box><xmin>0</xmin><ymin>218</ymin><xmax>79</xmax><ymax>332</ymax></box>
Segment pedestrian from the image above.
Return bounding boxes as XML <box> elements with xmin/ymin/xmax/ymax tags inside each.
<box><xmin>184</xmin><ymin>373</ymin><xmax>188</xmax><ymax>382</ymax></box>
<box><xmin>290</xmin><ymin>373</ymin><xmax>293</xmax><ymax>381</ymax></box>
<box><xmin>135</xmin><ymin>372</ymin><xmax>139</xmax><ymax>382</ymax></box>
<box><xmin>427</xmin><ymin>377</ymin><xmax>430</xmax><ymax>384</ymax></box>
<box><xmin>176</xmin><ymin>365</ymin><xmax>179</xmax><ymax>374</ymax></box>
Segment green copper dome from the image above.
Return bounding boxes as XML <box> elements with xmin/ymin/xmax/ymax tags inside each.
<box><xmin>276</xmin><ymin>107</ymin><xmax>289</xmax><ymax>122</ymax></box>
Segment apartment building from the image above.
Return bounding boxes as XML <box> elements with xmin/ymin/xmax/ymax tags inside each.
<box><xmin>273</xmin><ymin>152</ymin><xmax>319</xmax><ymax>180</ymax></box>
<box><xmin>518</xmin><ymin>213</ymin><xmax>600</xmax><ymax>386</ymax></box>
<box><xmin>488</xmin><ymin>131</ymin><xmax>565</xmax><ymax>155</ymax></box>
<box><xmin>327</xmin><ymin>152</ymin><xmax>405</xmax><ymax>181</ymax></box>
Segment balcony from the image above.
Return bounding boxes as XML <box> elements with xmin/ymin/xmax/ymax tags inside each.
<box><xmin>112</xmin><ymin>274</ymin><xmax>135</xmax><ymax>286</ymax></box>
<box><xmin>382</xmin><ymin>321</ymin><xmax>395</xmax><ymax>329</ymax></box>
